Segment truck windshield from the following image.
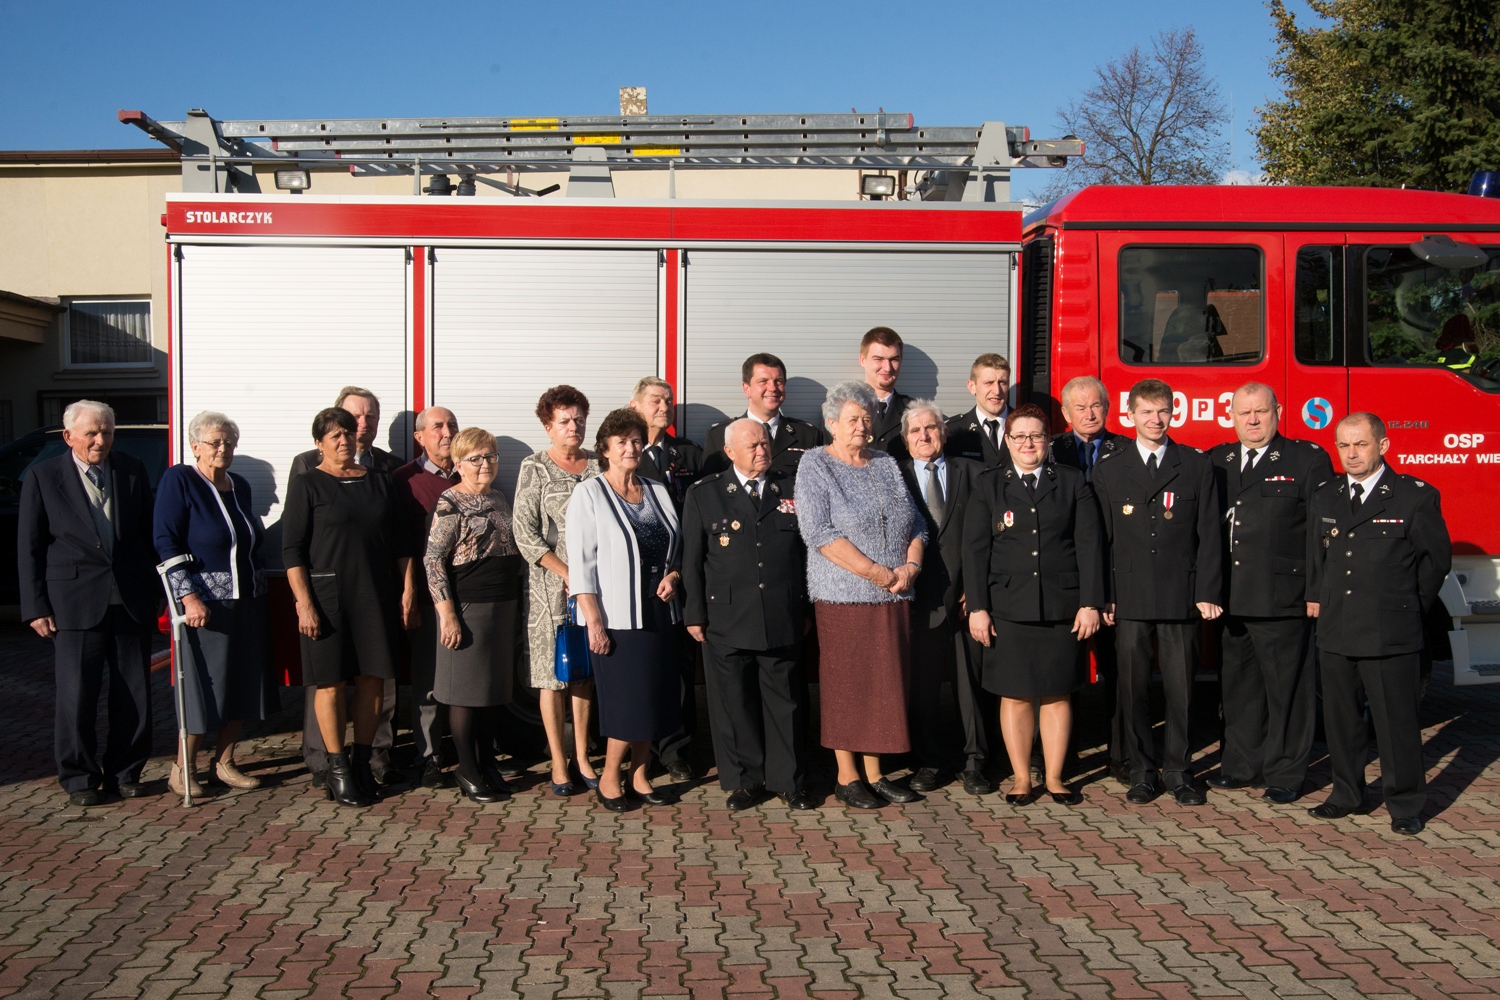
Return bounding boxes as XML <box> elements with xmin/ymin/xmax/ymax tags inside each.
<box><xmin>1118</xmin><ymin>246</ymin><xmax>1264</xmax><ymax>365</ymax></box>
<box><xmin>1366</xmin><ymin>245</ymin><xmax>1500</xmax><ymax>389</ymax></box>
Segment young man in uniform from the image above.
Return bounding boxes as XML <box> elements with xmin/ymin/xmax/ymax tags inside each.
<box><xmin>945</xmin><ymin>353</ymin><xmax>1012</xmax><ymax>468</ymax></box>
<box><xmin>702</xmin><ymin>353</ymin><xmax>824</xmax><ymax>478</ymax></box>
<box><xmin>681</xmin><ymin>419</ymin><xmax>814</xmax><ymax>811</ymax></box>
<box><xmin>860</xmin><ymin>326</ymin><xmax>913</xmax><ymax>457</ymax></box>
<box><xmin>1207</xmin><ymin>383</ymin><xmax>1334</xmax><ymax>804</ymax></box>
<box><xmin>1306</xmin><ymin>412</ymin><xmax>1451</xmax><ymax>836</ymax></box>
<box><xmin>1092</xmin><ymin>378</ymin><xmax>1223</xmax><ymax>806</ymax></box>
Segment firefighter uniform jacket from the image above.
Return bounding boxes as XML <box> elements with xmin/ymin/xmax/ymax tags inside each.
<box><xmin>681</xmin><ymin>469</ymin><xmax>806</xmax><ymax>651</ymax></box>
<box><xmin>1208</xmin><ymin>434</ymin><xmax>1335</xmax><ymax>617</ymax></box>
<box><xmin>1091</xmin><ymin>439</ymin><xmax>1223</xmax><ymax>620</ymax></box>
<box><xmin>701</xmin><ymin>414</ymin><xmax>824</xmax><ymax>479</ymax></box>
<box><xmin>963</xmin><ymin>463</ymin><xmax>1106</xmax><ymax>623</ymax></box>
<box><xmin>869</xmin><ymin>391</ymin><xmax>915</xmax><ymax>458</ymax></box>
<box><xmin>944</xmin><ymin>406</ymin><xmax>1010</xmax><ymax>469</ymax></box>
<box><xmin>1307</xmin><ymin>469</ymin><xmax>1452</xmax><ymax>658</ymax></box>
<box><xmin>638</xmin><ymin>433</ymin><xmax>704</xmax><ymax>510</ymax></box>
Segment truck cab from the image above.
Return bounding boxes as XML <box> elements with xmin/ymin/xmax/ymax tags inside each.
<box><xmin>1021</xmin><ymin>185</ymin><xmax>1500</xmax><ymax>682</ymax></box>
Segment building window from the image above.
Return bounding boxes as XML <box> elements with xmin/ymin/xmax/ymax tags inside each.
<box><xmin>1118</xmin><ymin>246</ymin><xmax>1264</xmax><ymax>365</ymax></box>
<box><xmin>66</xmin><ymin>299</ymin><xmax>153</xmax><ymax>367</ymax></box>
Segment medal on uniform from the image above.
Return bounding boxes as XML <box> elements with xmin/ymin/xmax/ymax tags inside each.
<box><xmin>1330</xmin><ymin>527</ymin><xmax>1338</xmax><ymax>537</ymax></box>
<box><xmin>730</xmin><ymin>520</ymin><xmax>741</xmax><ymax>530</ymax></box>
<box><xmin>726</xmin><ymin>484</ymin><xmax>738</xmax><ymax>493</ymax></box>
<box><xmin>1122</xmin><ymin>504</ymin><xmax>1134</xmax><ymax>515</ymax></box>
<box><xmin>1162</xmin><ymin>492</ymin><xmax>1176</xmax><ymax>520</ymax></box>
<box><xmin>719</xmin><ymin>534</ymin><xmax>730</xmax><ymax>547</ymax></box>
<box><xmin>1004</xmin><ymin>510</ymin><xmax>1014</xmax><ymax>528</ymax></box>
<box><xmin>777</xmin><ymin>498</ymin><xmax>796</xmax><ymax>514</ymax></box>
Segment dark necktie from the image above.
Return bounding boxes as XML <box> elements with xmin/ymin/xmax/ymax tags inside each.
<box><xmin>1244</xmin><ymin>447</ymin><xmax>1259</xmax><ymax>471</ymax></box>
<box><xmin>1147</xmin><ymin>451</ymin><xmax>1159</xmax><ymax>480</ymax></box>
<box><xmin>646</xmin><ymin>444</ymin><xmax>662</xmax><ymax>471</ymax></box>
<box><xmin>877</xmin><ymin>400</ymin><xmax>888</xmax><ymax>418</ymax></box>
<box><xmin>1079</xmin><ymin>439</ymin><xmax>1094</xmax><ymax>474</ymax></box>
<box><xmin>86</xmin><ymin>466</ymin><xmax>104</xmax><ymax>491</ymax></box>
<box><xmin>984</xmin><ymin>419</ymin><xmax>999</xmax><ymax>449</ymax></box>
<box><xmin>746</xmin><ymin>478</ymin><xmax>761</xmax><ymax>508</ymax></box>
<box><xmin>1350</xmin><ymin>481</ymin><xmax>1364</xmax><ymax>514</ymax></box>
<box><xmin>1023</xmin><ymin>472</ymin><xmax>1038</xmax><ymax>496</ymax></box>
<box><xmin>925</xmin><ymin>462</ymin><xmax>945</xmax><ymax>522</ymax></box>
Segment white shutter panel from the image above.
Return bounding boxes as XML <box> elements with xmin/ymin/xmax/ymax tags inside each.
<box><xmin>431</xmin><ymin>249</ymin><xmax>659</xmax><ymax>497</ymax></box>
<box><xmin>681</xmin><ymin>251</ymin><xmax>1010</xmax><ymax>439</ymax></box>
<box><xmin>177</xmin><ymin>245</ymin><xmax>409</xmax><ymax>542</ymax></box>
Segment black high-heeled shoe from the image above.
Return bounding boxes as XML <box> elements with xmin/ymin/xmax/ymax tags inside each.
<box><xmin>479</xmin><ymin>759</ymin><xmax>514</xmax><ymax>800</ymax></box>
<box><xmin>456</xmin><ymin>772</ymin><xmax>507</xmax><ymax>804</ymax></box>
<box><xmin>626</xmin><ymin>785</ymin><xmax>677</xmax><ymax>806</ymax></box>
<box><xmin>325</xmin><ymin>752</ymin><xmax>372</xmax><ymax>807</ymax></box>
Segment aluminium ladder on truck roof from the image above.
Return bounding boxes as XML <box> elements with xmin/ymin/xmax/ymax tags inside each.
<box><xmin>120</xmin><ymin>108</ymin><xmax>1084</xmax><ymax>201</ymax></box>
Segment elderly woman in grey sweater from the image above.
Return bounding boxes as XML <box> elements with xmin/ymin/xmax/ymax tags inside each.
<box><xmin>796</xmin><ymin>380</ymin><xmax>926</xmax><ymax>810</ymax></box>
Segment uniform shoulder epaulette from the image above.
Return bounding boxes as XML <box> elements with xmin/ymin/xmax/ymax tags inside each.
<box><xmin>688</xmin><ymin>472</ymin><xmax>724</xmax><ymax>491</ymax></box>
<box><xmin>1096</xmin><ymin>448</ymin><xmax>1119</xmax><ymax>463</ymax></box>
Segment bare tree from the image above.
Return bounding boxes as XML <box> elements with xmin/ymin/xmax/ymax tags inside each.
<box><xmin>1041</xmin><ymin>27</ymin><xmax>1229</xmax><ymax>201</ymax></box>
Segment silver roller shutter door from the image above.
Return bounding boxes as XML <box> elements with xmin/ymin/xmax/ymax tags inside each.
<box><xmin>431</xmin><ymin>249</ymin><xmax>659</xmax><ymax>497</ymax></box>
<box><xmin>681</xmin><ymin>250</ymin><xmax>1011</xmax><ymax>439</ymax></box>
<box><xmin>177</xmin><ymin>245</ymin><xmax>409</xmax><ymax>546</ymax></box>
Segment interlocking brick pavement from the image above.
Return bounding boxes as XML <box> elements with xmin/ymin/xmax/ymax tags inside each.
<box><xmin>1</xmin><ymin>623</ymin><xmax>1497</xmax><ymax>999</ymax></box>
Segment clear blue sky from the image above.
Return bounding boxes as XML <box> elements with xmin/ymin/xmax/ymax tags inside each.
<box><xmin>0</xmin><ymin>1</ymin><xmax>1315</xmax><ymax>202</ymax></box>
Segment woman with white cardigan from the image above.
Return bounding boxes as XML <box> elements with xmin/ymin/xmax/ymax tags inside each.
<box><xmin>566</xmin><ymin>407</ymin><xmax>684</xmax><ymax>811</ymax></box>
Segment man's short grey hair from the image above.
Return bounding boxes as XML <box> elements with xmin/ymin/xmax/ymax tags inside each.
<box><xmin>62</xmin><ymin>400</ymin><xmax>115</xmax><ymax>431</ymax></box>
<box><xmin>1061</xmin><ymin>376</ymin><xmax>1108</xmax><ymax>408</ymax></box>
<box><xmin>334</xmin><ymin>386</ymin><xmax>379</xmax><ymax>413</ymax></box>
<box><xmin>821</xmin><ymin>380</ymin><xmax>877</xmax><ymax>425</ymax></box>
<box><xmin>413</xmin><ymin>405</ymin><xmax>455</xmax><ymax>433</ymax></box>
<box><xmin>1234</xmin><ymin>381</ymin><xmax>1279</xmax><ymax>408</ymax></box>
<box><xmin>188</xmin><ymin>410</ymin><xmax>240</xmax><ymax>447</ymax></box>
<box><xmin>899</xmin><ymin>398</ymin><xmax>947</xmax><ymax>438</ymax></box>
<box><xmin>632</xmin><ymin>375</ymin><xmax>673</xmax><ymax>401</ymax></box>
<box><xmin>724</xmin><ymin>417</ymin><xmax>769</xmax><ymax>448</ymax></box>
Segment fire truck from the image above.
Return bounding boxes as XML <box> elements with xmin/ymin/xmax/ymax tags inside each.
<box><xmin>132</xmin><ymin>108</ymin><xmax>1500</xmax><ymax>686</ymax></box>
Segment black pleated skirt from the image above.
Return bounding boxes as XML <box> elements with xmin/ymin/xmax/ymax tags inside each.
<box><xmin>981</xmin><ymin>617</ymin><xmax>1087</xmax><ymax>699</ymax></box>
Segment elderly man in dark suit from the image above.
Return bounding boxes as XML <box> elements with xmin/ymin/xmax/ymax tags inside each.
<box><xmin>899</xmin><ymin>400</ymin><xmax>992</xmax><ymax>795</ymax></box>
<box><xmin>290</xmin><ymin>386</ymin><xmax>407</xmax><ymax>787</ymax></box>
<box><xmin>20</xmin><ymin>400</ymin><xmax>160</xmax><ymax>807</ymax></box>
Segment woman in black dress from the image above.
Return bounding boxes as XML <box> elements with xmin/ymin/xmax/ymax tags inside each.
<box><xmin>284</xmin><ymin>407</ymin><xmax>415</xmax><ymax>807</ymax></box>
<box><xmin>963</xmin><ymin>404</ymin><xmax>1105</xmax><ymax>805</ymax></box>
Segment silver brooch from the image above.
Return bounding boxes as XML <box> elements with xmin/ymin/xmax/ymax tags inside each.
<box><xmin>769</xmin><ymin>482</ymin><xmax>780</xmax><ymax>494</ymax></box>
<box><xmin>726</xmin><ymin>484</ymin><xmax>738</xmax><ymax>493</ymax></box>
<box><xmin>1268</xmin><ymin>451</ymin><xmax>1280</xmax><ymax>462</ymax></box>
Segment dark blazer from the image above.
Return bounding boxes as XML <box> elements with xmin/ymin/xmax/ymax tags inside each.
<box><xmin>944</xmin><ymin>406</ymin><xmax>1010</xmax><ymax>469</ymax></box>
<box><xmin>1050</xmin><ymin>428</ymin><xmax>1122</xmax><ymax>481</ymax></box>
<box><xmin>1091</xmin><ymin>439</ymin><xmax>1223</xmax><ymax>620</ymax></box>
<box><xmin>1209</xmin><ymin>434</ymin><xmax>1336</xmax><ymax>617</ymax></box>
<box><xmin>290</xmin><ymin>446</ymin><xmax>402</xmax><ymax>480</ymax></box>
<box><xmin>681</xmin><ymin>469</ymin><xmax>806</xmax><ymax>651</ymax></box>
<box><xmin>701</xmin><ymin>413</ymin><xmax>824</xmax><ymax>478</ymax></box>
<box><xmin>638</xmin><ymin>433</ymin><xmax>704</xmax><ymax>510</ymax></box>
<box><xmin>963</xmin><ymin>463</ymin><xmax>1106</xmax><ymax>623</ymax></box>
<box><xmin>19</xmin><ymin>451</ymin><xmax>159</xmax><ymax>630</ymax></box>
<box><xmin>899</xmin><ymin>455</ymin><xmax>981</xmax><ymax>627</ymax></box>
<box><xmin>870</xmin><ymin>391</ymin><xmax>915</xmax><ymax>458</ymax></box>
<box><xmin>1308</xmin><ymin>469</ymin><xmax>1451</xmax><ymax>658</ymax></box>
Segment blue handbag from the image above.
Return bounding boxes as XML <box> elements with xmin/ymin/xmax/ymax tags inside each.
<box><xmin>553</xmin><ymin>596</ymin><xmax>593</xmax><ymax>683</ymax></box>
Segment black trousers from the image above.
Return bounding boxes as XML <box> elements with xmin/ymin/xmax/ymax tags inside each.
<box><xmin>54</xmin><ymin>605</ymin><xmax>154</xmax><ymax>793</ymax></box>
<box><xmin>910</xmin><ymin>615</ymin><xmax>988</xmax><ymax>773</ymax></box>
<box><xmin>1320</xmin><ymin>650</ymin><xmax>1426</xmax><ymax>820</ymax></box>
<box><xmin>1093</xmin><ymin>625</ymin><xmax>1127</xmax><ymax>766</ymax></box>
<box><xmin>408</xmin><ymin>612</ymin><xmax>448</xmax><ymax>761</ymax></box>
<box><xmin>1117</xmin><ymin>618</ymin><xmax>1199</xmax><ymax>787</ymax></box>
<box><xmin>701</xmin><ymin>635</ymin><xmax>807</xmax><ymax>793</ymax></box>
<box><xmin>1219</xmin><ymin>615</ymin><xmax>1316</xmax><ymax>790</ymax></box>
<box><xmin>654</xmin><ymin>625</ymin><xmax>699</xmax><ymax>768</ymax></box>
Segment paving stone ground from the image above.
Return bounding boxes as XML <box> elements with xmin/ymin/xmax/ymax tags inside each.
<box><xmin>1</xmin><ymin>624</ymin><xmax>1498</xmax><ymax>999</ymax></box>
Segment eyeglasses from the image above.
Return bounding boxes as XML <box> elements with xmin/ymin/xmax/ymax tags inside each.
<box><xmin>196</xmin><ymin>439</ymin><xmax>234</xmax><ymax>451</ymax></box>
<box><xmin>460</xmin><ymin>453</ymin><xmax>499</xmax><ymax>466</ymax></box>
<box><xmin>1006</xmin><ymin>433</ymin><xmax>1049</xmax><ymax>444</ymax></box>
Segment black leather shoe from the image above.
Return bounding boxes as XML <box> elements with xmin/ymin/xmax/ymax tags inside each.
<box><xmin>1263</xmin><ymin>786</ymin><xmax>1299</xmax><ymax>804</ymax></box>
<box><xmin>908</xmin><ymin>768</ymin><xmax>943</xmax><ymax>793</ymax></box>
<box><xmin>68</xmin><ymin>789</ymin><xmax>101</xmax><ymax>807</ymax></box>
<box><xmin>667</xmin><ymin>761</ymin><xmax>695</xmax><ymax>782</ymax></box>
<box><xmin>1126</xmin><ymin>782</ymin><xmax>1158</xmax><ymax>804</ymax></box>
<box><xmin>835</xmin><ymin>781</ymin><xmax>882</xmax><ymax>809</ymax></box>
<box><xmin>1005</xmin><ymin>788</ymin><xmax>1035</xmax><ymax>805</ymax></box>
<box><xmin>1391</xmin><ymin>815</ymin><xmax>1425</xmax><ymax>836</ymax></box>
<box><xmin>1206</xmin><ymin>774</ymin><xmax>1256</xmax><ymax>790</ymax></box>
<box><xmin>1307</xmin><ymin>801</ymin><xmax>1358</xmax><ymax>820</ymax></box>
<box><xmin>1109</xmin><ymin>760</ymin><xmax>1133</xmax><ymax>786</ymax></box>
<box><xmin>325</xmin><ymin>752</ymin><xmax>373</xmax><ymax>808</ymax></box>
<box><xmin>960</xmin><ymin>770</ymin><xmax>995</xmax><ymax>795</ymax></box>
<box><xmin>627</xmin><ymin>786</ymin><xmax>678</xmax><ymax>806</ymax></box>
<box><xmin>498</xmin><ymin>757</ymin><xmax>527</xmax><ymax>779</ymax></box>
<box><xmin>1046</xmin><ymin>787</ymin><xmax>1083</xmax><ymax>805</ymax></box>
<box><xmin>779</xmin><ymin>789</ymin><xmax>817</xmax><ymax>810</ymax></box>
<box><xmin>310</xmin><ymin>770</ymin><xmax>328</xmax><ymax>791</ymax></box>
<box><xmin>1172</xmin><ymin>784</ymin><xmax>1206</xmax><ymax>806</ymax></box>
<box><xmin>420</xmin><ymin>758</ymin><xmax>451</xmax><ymax>788</ymax></box>
<box><xmin>726</xmin><ymin>788</ymin><xmax>763</xmax><ymax>811</ymax></box>
<box><xmin>456</xmin><ymin>772</ymin><xmax>508</xmax><ymax>804</ymax></box>
<box><xmin>116</xmin><ymin>781</ymin><xmax>149</xmax><ymax>798</ymax></box>
<box><xmin>596</xmin><ymin>788</ymin><xmax>628</xmax><ymax>812</ymax></box>
<box><xmin>871</xmin><ymin>778</ymin><xmax>920</xmax><ymax>803</ymax></box>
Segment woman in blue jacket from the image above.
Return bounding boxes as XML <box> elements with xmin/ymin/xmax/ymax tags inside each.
<box><xmin>153</xmin><ymin>410</ymin><xmax>277</xmax><ymax>799</ymax></box>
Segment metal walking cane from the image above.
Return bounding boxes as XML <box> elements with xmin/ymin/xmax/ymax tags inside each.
<box><xmin>155</xmin><ymin>553</ymin><xmax>196</xmax><ymax>808</ymax></box>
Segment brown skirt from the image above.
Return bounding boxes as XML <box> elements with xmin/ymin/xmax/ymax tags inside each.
<box><xmin>814</xmin><ymin>601</ymin><xmax>912</xmax><ymax>754</ymax></box>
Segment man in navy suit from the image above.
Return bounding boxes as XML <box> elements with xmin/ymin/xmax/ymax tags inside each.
<box><xmin>19</xmin><ymin>400</ymin><xmax>160</xmax><ymax>806</ymax></box>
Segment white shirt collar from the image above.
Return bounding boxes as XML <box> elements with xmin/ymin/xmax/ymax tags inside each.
<box><xmin>1013</xmin><ymin>462</ymin><xmax>1043</xmax><ymax>481</ymax></box>
<box><xmin>1348</xmin><ymin>462</ymin><xmax>1386</xmax><ymax>500</ymax></box>
<box><xmin>354</xmin><ymin>449</ymin><xmax>374</xmax><ymax>468</ymax></box>
<box><xmin>977</xmin><ymin>404</ymin><xmax>1007</xmax><ymax>427</ymax></box>
<box><xmin>750</xmin><ymin>411</ymin><xmax>781</xmax><ymax>437</ymax></box>
<box><xmin>72</xmin><ymin>452</ymin><xmax>106</xmax><ymax>478</ymax></box>
<box><xmin>733</xmin><ymin>466</ymin><xmax>765</xmax><ymax>491</ymax></box>
<box><xmin>1135</xmin><ymin>437</ymin><xmax>1168</xmax><ymax>464</ymax></box>
<box><xmin>1240</xmin><ymin>440</ymin><xmax>1274</xmax><ymax>467</ymax></box>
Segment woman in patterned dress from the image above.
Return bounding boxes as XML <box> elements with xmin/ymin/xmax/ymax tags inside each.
<box><xmin>513</xmin><ymin>386</ymin><xmax>602</xmax><ymax>795</ymax></box>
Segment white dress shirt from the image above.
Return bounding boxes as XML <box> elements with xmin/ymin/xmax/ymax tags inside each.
<box><xmin>733</xmin><ymin>465</ymin><xmax>766</xmax><ymax>497</ymax></box>
<box><xmin>1347</xmin><ymin>462</ymin><xmax>1387</xmax><ymax>502</ymax></box>
<box><xmin>1136</xmin><ymin>437</ymin><xmax>1168</xmax><ymax>466</ymax></box>
<box><xmin>1240</xmin><ymin>442</ymin><xmax>1271</xmax><ymax>471</ymax></box>
<box><xmin>750</xmin><ymin>412</ymin><xmax>781</xmax><ymax>441</ymax></box>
